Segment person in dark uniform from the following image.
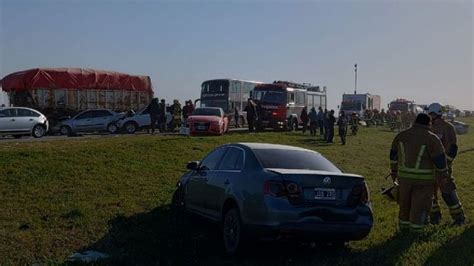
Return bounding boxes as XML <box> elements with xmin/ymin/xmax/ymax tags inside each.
<box><xmin>327</xmin><ymin>110</ymin><xmax>336</xmax><ymax>143</ymax></box>
<box><xmin>300</xmin><ymin>107</ymin><xmax>309</xmax><ymax>134</ymax></box>
<box><xmin>308</xmin><ymin>107</ymin><xmax>318</xmax><ymax>136</ymax></box>
<box><xmin>158</xmin><ymin>99</ymin><xmax>166</xmax><ymax>133</ymax></box>
<box><xmin>244</xmin><ymin>99</ymin><xmax>257</xmax><ymax>132</ymax></box>
<box><xmin>147</xmin><ymin>98</ymin><xmax>160</xmax><ymax>134</ymax></box>
<box><xmin>337</xmin><ymin>110</ymin><xmax>349</xmax><ymax>145</ymax></box>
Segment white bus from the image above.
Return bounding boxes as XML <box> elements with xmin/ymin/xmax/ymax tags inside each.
<box><xmin>200</xmin><ymin>79</ymin><xmax>263</xmax><ymax>125</ymax></box>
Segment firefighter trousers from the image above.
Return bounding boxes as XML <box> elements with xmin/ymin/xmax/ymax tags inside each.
<box><xmin>430</xmin><ymin>166</ymin><xmax>465</xmax><ymax>224</ymax></box>
<box><xmin>398</xmin><ymin>179</ymin><xmax>434</xmax><ymax>232</ymax></box>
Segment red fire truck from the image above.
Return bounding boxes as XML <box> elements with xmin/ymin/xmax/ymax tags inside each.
<box><xmin>252</xmin><ymin>81</ymin><xmax>327</xmax><ymax>130</ymax></box>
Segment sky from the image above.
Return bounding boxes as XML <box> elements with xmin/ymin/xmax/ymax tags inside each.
<box><xmin>0</xmin><ymin>0</ymin><xmax>473</xmax><ymax>110</ymax></box>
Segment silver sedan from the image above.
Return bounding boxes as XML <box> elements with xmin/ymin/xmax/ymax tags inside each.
<box><xmin>0</xmin><ymin>107</ymin><xmax>49</xmax><ymax>138</ymax></box>
<box><xmin>57</xmin><ymin>109</ymin><xmax>123</xmax><ymax>135</ymax></box>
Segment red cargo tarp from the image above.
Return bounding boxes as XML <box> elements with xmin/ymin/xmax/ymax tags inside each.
<box><xmin>0</xmin><ymin>68</ymin><xmax>153</xmax><ymax>92</ymax></box>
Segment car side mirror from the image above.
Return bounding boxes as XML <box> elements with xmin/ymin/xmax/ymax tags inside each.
<box><xmin>186</xmin><ymin>161</ymin><xmax>200</xmax><ymax>171</ymax></box>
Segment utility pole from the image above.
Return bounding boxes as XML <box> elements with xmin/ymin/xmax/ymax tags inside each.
<box><xmin>354</xmin><ymin>63</ymin><xmax>358</xmax><ymax>95</ymax></box>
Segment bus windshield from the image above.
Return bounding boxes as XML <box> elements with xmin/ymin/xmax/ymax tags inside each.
<box><xmin>201</xmin><ymin>80</ymin><xmax>229</xmax><ymax>94</ymax></box>
<box><xmin>254</xmin><ymin>90</ymin><xmax>286</xmax><ymax>104</ymax></box>
<box><xmin>200</xmin><ymin>99</ymin><xmax>228</xmax><ymax>111</ymax></box>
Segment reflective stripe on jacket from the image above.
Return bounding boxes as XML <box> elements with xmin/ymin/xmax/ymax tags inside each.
<box><xmin>389</xmin><ymin>124</ymin><xmax>447</xmax><ymax>180</ymax></box>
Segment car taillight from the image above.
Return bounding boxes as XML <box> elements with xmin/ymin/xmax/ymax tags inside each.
<box><xmin>264</xmin><ymin>181</ymin><xmax>300</xmax><ymax>198</ymax></box>
<box><xmin>361</xmin><ymin>182</ymin><xmax>370</xmax><ymax>203</ymax></box>
<box><xmin>350</xmin><ymin>182</ymin><xmax>370</xmax><ymax>205</ymax></box>
<box><xmin>272</xmin><ymin>112</ymin><xmax>278</xmax><ymax>116</ymax></box>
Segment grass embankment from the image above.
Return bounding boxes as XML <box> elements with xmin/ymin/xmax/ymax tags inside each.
<box><xmin>1</xmin><ymin>118</ymin><xmax>473</xmax><ymax>265</ymax></box>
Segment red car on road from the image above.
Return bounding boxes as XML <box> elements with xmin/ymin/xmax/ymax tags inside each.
<box><xmin>187</xmin><ymin>107</ymin><xmax>229</xmax><ymax>136</ymax></box>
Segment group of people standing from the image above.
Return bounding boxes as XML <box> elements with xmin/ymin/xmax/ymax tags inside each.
<box><xmin>146</xmin><ymin>98</ymin><xmax>195</xmax><ymax>134</ymax></box>
<box><xmin>302</xmin><ymin>107</ymin><xmax>351</xmax><ymax>145</ymax></box>
<box><xmin>386</xmin><ymin>110</ymin><xmax>417</xmax><ymax>132</ymax></box>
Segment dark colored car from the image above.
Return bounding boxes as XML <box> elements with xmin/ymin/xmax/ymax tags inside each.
<box><xmin>172</xmin><ymin>143</ymin><xmax>373</xmax><ymax>255</ymax></box>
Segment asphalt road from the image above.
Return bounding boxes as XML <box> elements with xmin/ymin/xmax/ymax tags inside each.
<box><xmin>0</xmin><ymin>127</ymin><xmax>249</xmax><ymax>143</ymax></box>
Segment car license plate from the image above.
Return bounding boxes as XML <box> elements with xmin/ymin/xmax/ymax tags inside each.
<box><xmin>314</xmin><ymin>188</ymin><xmax>336</xmax><ymax>200</ymax></box>
<box><xmin>197</xmin><ymin>125</ymin><xmax>206</xmax><ymax>130</ymax></box>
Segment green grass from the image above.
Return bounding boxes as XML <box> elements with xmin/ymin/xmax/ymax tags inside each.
<box><xmin>1</xmin><ymin>118</ymin><xmax>473</xmax><ymax>265</ymax></box>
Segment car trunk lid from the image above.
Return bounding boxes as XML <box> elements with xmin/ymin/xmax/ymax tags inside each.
<box><xmin>265</xmin><ymin>168</ymin><xmax>366</xmax><ymax>207</ymax></box>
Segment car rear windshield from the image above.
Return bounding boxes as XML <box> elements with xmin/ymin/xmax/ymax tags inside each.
<box><xmin>253</xmin><ymin>149</ymin><xmax>341</xmax><ymax>172</ymax></box>
<box><xmin>192</xmin><ymin>108</ymin><xmax>221</xmax><ymax>117</ymax></box>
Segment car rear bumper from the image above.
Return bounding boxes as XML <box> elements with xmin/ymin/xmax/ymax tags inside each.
<box><xmin>243</xmin><ymin>199</ymin><xmax>373</xmax><ymax>241</ymax></box>
<box><xmin>190</xmin><ymin>124</ymin><xmax>223</xmax><ymax>135</ymax></box>
<box><xmin>246</xmin><ymin>221</ymin><xmax>372</xmax><ymax>241</ymax></box>
<box><xmin>191</xmin><ymin>131</ymin><xmax>222</xmax><ymax>136</ymax></box>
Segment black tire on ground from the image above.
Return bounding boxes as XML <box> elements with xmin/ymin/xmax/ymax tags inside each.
<box><xmin>60</xmin><ymin>126</ymin><xmax>71</xmax><ymax>136</ymax></box>
<box><xmin>107</xmin><ymin>123</ymin><xmax>118</xmax><ymax>134</ymax></box>
<box><xmin>124</xmin><ymin>122</ymin><xmax>138</xmax><ymax>134</ymax></box>
<box><xmin>223</xmin><ymin>208</ymin><xmax>244</xmax><ymax>256</ymax></box>
<box><xmin>32</xmin><ymin>125</ymin><xmax>46</xmax><ymax>138</ymax></box>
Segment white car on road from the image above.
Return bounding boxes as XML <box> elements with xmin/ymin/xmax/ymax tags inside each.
<box><xmin>0</xmin><ymin>107</ymin><xmax>49</xmax><ymax>138</ymax></box>
<box><xmin>117</xmin><ymin>108</ymin><xmax>172</xmax><ymax>134</ymax></box>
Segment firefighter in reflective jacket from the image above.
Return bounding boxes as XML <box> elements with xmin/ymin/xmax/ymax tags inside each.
<box><xmin>428</xmin><ymin>103</ymin><xmax>465</xmax><ymax>225</ymax></box>
<box><xmin>389</xmin><ymin>113</ymin><xmax>448</xmax><ymax>233</ymax></box>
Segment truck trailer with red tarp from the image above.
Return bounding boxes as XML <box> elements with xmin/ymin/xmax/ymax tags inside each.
<box><xmin>0</xmin><ymin>68</ymin><xmax>154</xmax><ymax>124</ymax></box>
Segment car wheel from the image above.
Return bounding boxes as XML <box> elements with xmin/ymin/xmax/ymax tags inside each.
<box><xmin>223</xmin><ymin>208</ymin><xmax>243</xmax><ymax>256</ymax></box>
<box><xmin>32</xmin><ymin>125</ymin><xmax>46</xmax><ymax>138</ymax></box>
<box><xmin>107</xmin><ymin>123</ymin><xmax>118</xmax><ymax>134</ymax></box>
<box><xmin>124</xmin><ymin>122</ymin><xmax>138</xmax><ymax>134</ymax></box>
<box><xmin>60</xmin><ymin>126</ymin><xmax>71</xmax><ymax>136</ymax></box>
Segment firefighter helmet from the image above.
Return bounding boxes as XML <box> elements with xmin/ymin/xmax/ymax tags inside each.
<box><xmin>428</xmin><ymin>103</ymin><xmax>443</xmax><ymax>115</ymax></box>
<box><xmin>381</xmin><ymin>182</ymin><xmax>399</xmax><ymax>203</ymax></box>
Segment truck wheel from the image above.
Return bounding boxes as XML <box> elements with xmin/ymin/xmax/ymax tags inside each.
<box><xmin>124</xmin><ymin>122</ymin><xmax>138</xmax><ymax>134</ymax></box>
